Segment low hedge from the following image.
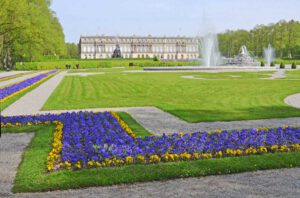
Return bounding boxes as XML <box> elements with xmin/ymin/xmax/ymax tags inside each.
<box><xmin>16</xmin><ymin>59</ymin><xmax>200</xmax><ymax>70</ymax></box>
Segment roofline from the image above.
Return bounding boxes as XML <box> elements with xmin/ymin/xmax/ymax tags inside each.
<box><xmin>80</xmin><ymin>35</ymin><xmax>198</xmax><ymax>39</ymax></box>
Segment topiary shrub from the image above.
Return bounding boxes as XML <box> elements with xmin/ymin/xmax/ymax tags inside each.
<box><xmin>260</xmin><ymin>61</ymin><xmax>265</xmax><ymax>67</ymax></box>
<box><xmin>128</xmin><ymin>62</ymin><xmax>134</xmax><ymax>67</ymax></box>
<box><xmin>280</xmin><ymin>62</ymin><xmax>285</xmax><ymax>69</ymax></box>
<box><xmin>291</xmin><ymin>62</ymin><xmax>296</xmax><ymax>69</ymax></box>
<box><xmin>153</xmin><ymin>56</ymin><xmax>159</xmax><ymax>61</ymax></box>
<box><xmin>270</xmin><ymin>62</ymin><xmax>275</xmax><ymax>67</ymax></box>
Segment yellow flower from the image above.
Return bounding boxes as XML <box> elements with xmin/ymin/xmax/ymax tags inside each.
<box><xmin>110</xmin><ymin>111</ymin><xmax>136</xmax><ymax>138</ymax></box>
<box><xmin>149</xmin><ymin>155</ymin><xmax>161</xmax><ymax>163</ymax></box>
<box><xmin>125</xmin><ymin>156</ymin><xmax>134</xmax><ymax>164</ymax></box>
<box><xmin>215</xmin><ymin>151</ymin><xmax>223</xmax><ymax>158</ymax></box>
<box><xmin>136</xmin><ymin>155</ymin><xmax>146</xmax><ymax>163</ymax></box>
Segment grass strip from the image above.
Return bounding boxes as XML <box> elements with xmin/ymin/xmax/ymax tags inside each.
<box><xmin>117</xmin><ymin>112</ymin><xmax>152</xmax><ymax>137</ymax></box>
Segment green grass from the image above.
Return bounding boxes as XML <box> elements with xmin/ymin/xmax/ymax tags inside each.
<box><xmin>43</xmin><ymin>71</ymin><xmax>300</xmax><ymax>122</ymax></box>
<box><xmin>67</xmin><ymin>66</ymin><xmax>142</xmax><ymax>73</ymax></box>
<box><xmin>16</xmin><ymin>58</ymin><xmax>200</xmax><ymax>70</ymax></box>
<box><xmin>285</xmin><ymin>70</ymin><xmax>300</xmax><ymax>79</ymax></box>
<box><xmin>0</xmin><ymin>73</ymin><xmax>56</xmax><ymax>111</ymax></box>
<box><xmin>2</xmin><ymin>126</ymin><xmax>299</xmax><ymax>193</ymax></box>
<box><xmin>117</xmin><ymin>112</ymin><xmax>152</xmax><ymax>137</ymax></box>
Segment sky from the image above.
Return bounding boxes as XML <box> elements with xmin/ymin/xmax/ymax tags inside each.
<box><xmin>51</xmin><ymin>0</ymin><xmax>300</xmax><ymax>43</ymax></box>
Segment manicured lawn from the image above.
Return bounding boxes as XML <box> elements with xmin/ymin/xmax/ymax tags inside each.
<box><xmin>2</xmin><ymin>125</ymin><xmax>299</xmax><ymax>193</ymax></box>
<box><xmin>67</xmin><ymin>66</ymin><xmax>142</xmax><ymax>73</ymax></box>
<box><xmin>286</xmin><ymin>70</ymin><xmax>300</xmax><ymax>79</ymax></box>
<box><xmin>43</xmin><ymin>71</ymin><xmax>300</xmax><ymax>122</ymax></box>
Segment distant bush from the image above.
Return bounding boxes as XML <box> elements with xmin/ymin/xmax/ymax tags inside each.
<box><xmin>128</xmin><ymin>62</ymin><xmax>134</xmax><ymax>67</ymax></box>
<box><xmin>270</xmin><ymin>62</ymin><xmax>275</xmax><ymax>67</ymax></box>
<box><xmin>280</xmin><ymin>62</ymin><xmax>285</xmax><ymax>69</ymax></box>
<box><xmin>291</xmin><ymin>62</ymin><xmax>297</xmax><ymax>69</ymax></box>
<box><xmin>260</xmin><ymin>61</ymin><xmax>265</xmax><ymax>67</ymax></box>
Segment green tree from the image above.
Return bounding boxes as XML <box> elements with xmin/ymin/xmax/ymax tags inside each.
<box><xmin>0</xmin><ymin>0</ymin><xmax>66</xmax><ymax>69</ymax></box>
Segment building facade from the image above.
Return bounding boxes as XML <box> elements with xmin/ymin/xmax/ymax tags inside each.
<box><xmin>79</xmin><ymin>35</ymin><xmax>199</xmax><ymax>60</ymax></box>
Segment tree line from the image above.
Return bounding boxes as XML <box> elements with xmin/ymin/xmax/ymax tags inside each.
<box><xmin>218</xmin><ymin>20</ymin><xmax>300</xmax><ymax>59</ymax></box>
<box><xmin>0</xmin><ymin>0</ymin><xmax>68</xmax><ymax>69</ymax></box>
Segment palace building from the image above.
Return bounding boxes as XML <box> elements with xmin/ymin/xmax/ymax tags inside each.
<box><xmin>79</xmin><ymin>35</ymin><xmax>199</xmax><ymax>60</ymax></box>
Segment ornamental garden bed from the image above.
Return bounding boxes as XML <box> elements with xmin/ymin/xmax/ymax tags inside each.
<box><xmin>1</xmin><ymin>111</ymin><xmax>300</xmax><ymax>193</ymax></box>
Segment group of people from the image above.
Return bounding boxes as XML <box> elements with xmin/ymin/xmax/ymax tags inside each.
<box><xmin>65</xmin><ymin>64</ymin><xmax>80</xmax><ymax>69</ymax></box>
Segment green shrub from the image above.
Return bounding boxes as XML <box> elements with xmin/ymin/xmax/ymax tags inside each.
<box><xmin>153</xmin><ymin>56</ymin><xmax>159</xmax><ymax>61</ymax></box>
<box><xmin>291</xmin><ymin>62</ymin><xmax>296</xmax><ymax>69</ymax></box>
<box><xmin>280</xmin><ymin>62</ymin><xmax>285</xmax><ymax>69</ymax></box>
<box><xmin>260</xmin><ymin>61</ymin><xmax>265</xmax><ymax>67</ymax></box>
<box><xmin>15</xmin><ymin>59</ymin><xmax>200</xmax><ymax>70</ymax></box>
<box><xmin>270</xmin><ymin>62</ymin><xmax>275</xmax><ymax>67</ymax></box>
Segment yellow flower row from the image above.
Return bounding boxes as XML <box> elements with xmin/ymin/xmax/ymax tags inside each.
<box><xmin>110</xmin><ymin>111</ymin><xmax>136</xmax><ymax>138</ymax></box>
<box><xmin>0</xmin><ymin>72</ymin><xmax>57</xmax><ymax>103</ymax></box>
<box><xmin>47</xmin><ymin>121</ymin><xmax>63</xmax><ymax>171</ymax></box>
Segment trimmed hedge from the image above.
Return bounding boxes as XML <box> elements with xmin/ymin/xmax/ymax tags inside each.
<box><xmin>16</xmin><ymin>59</ymin><xmax>200</xmax><ymax>70</ymax></box>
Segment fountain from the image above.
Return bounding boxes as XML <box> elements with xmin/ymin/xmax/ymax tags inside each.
<box><xmin>263</xmin><ymin>44</ymin><xmax>275</xmax><ymax>66</ymax></box>
<box><xmin>225</xmin><ymin>45</ymin><xmax>260</xmax><ymax>66</ymax></box>
<box><xmin>200</xmin><ymin>33</ymin><xmax>222</xmax><ymax>67</ymax></box>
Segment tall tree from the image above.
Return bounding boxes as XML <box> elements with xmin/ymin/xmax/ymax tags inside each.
<box><xmin>0</xmin><ymin>0</ymin><xmax>66</xmax><ymax>69</ymax></box>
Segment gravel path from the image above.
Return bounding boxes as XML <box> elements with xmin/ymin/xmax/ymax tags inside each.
<box><xmin>0</xmin><ymin>133</ymin><xmax>34</xmax><ymax>197</ymax></box>
<box><xmin>0</xmin><ymin>71</ymin><xmax>30</xmax><ymax>79</ymax></box>
<box><xmin>0</xmin><ymin>71</ymin><xmax>46</xmax><ymax>88</ymax></box>
<box><xmin>268</xmin><ymin>69</ymin><xmax>286</xmax><ymax>79</ymax></box>
<box><xmin>285</xmin><ymin>93</ymin><xmax>300</xmax><ymax>109</ymax></box>
<box><xmin>35</xmin><ymin>107</ymin><xmax>300</xmax><ymax>135</ymax></box>
<box><xmin>2</xmin><ymin>71</ymin><xmax>67</xmax><ymax>116</ymax></box>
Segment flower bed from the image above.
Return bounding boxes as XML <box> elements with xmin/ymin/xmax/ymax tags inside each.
<box><xmin>0</xmin><ymin>70</ymin><xmax>57</xmax><ymax>103</ymax></box>
<box><xmin>1</xmin><ymin>111</ymin><xmax>300</xmax><ymax>172</ymax></box>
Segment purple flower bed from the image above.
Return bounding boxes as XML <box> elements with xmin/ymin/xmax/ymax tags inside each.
<box><xmin>0</xmin><ymin>70</ymin><xmax>56</xmax><ymax>100</ymax></box>
<box><xmin>2</xmin><ymin>111</ymin><xmax>300</xmax><ymax>169</ymax></box>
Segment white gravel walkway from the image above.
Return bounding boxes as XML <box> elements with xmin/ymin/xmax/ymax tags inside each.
<box><xmin>0</xmin><ymin>133</ymin><xmax>34</xmax><ymax>197</ymax></box>
<box><xmin>0</xmin><ymin>71</ymin><xmax>46</xmax><ymax>88</ymax></box>
<box><xmin>2</xmin><ymin>71</ymin><xmax>67</xmax><ymax>116</ymax></box>
<box><xmin>0</xmin><ymin>71</ymin><xmax>30</xmax><ymax>78</ymax></box>
<box><xmin>268</xmin><ymin>69</ymin><xmax>286</xmax><ymax>79</ymax></box>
